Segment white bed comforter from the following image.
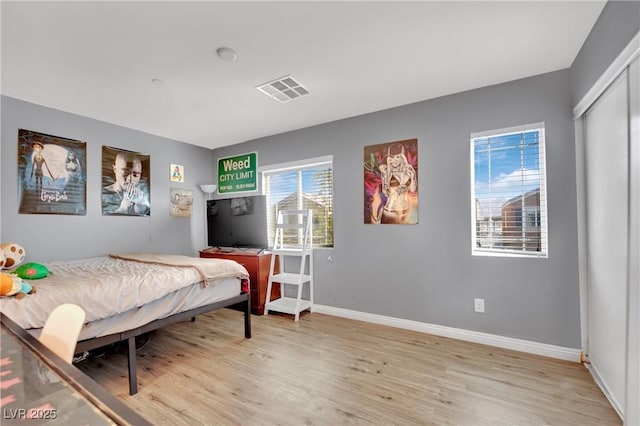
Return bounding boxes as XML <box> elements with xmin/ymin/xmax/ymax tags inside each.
<box><xmin>0</xmin><ymin>254</ymin><xmax>249</xmax><ymax>330</ymax></box>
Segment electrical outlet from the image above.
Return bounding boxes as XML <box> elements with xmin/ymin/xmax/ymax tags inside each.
<box><xmin>474</xmin><ymin>298</ymin><xmax>485</xmax><ymax>313</ymax></box>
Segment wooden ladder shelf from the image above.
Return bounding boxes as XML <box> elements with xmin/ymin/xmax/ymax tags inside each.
<box><xmin>264</xmin><ymin>209</ymin><xmax>314</xmax><ymax>321</ymax></box>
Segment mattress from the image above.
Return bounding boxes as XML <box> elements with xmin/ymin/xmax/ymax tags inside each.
<box><xmin>0</xmin><ymin>255</ymin><xmax>249</xmax><ymax>337</ymax></box>
<box><xmin>31</xmin><ymin>277</ymin><xmax>240</xmax><ymax>341</ymax></box>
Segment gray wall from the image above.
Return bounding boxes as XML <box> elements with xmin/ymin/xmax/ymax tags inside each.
<box><xmin>213</xmin><ymin>69</ymin><xmax>580</xmax><ymax>348</ymax></box>
<box><xmin>571</xmin><ymin>0</ymin><xmax>640</xmax><ymax>106</ymax></box>
<box><xmin>1</xmin><ymin>96</ymin><xmax>216</xmax><ymax>261</ymax></box>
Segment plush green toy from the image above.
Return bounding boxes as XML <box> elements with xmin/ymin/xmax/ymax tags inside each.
<box><xmin>14</xmin><ymin>262</ymin><xmax>49</xmax><ymax>280</ymax></box>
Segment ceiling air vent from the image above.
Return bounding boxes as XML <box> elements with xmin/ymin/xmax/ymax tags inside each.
<box><xmin>257</xmin><ymin>75</ymin><xmax>310</xmax><ymax>103</ymax></box>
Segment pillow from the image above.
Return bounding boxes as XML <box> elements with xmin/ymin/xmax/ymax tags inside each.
<box><xmin>14</xmin><ymin>262</ymin><xmax>49</xmax><ymax>280</ymax></box>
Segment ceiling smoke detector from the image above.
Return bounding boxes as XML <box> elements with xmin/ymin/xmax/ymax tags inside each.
<box><xmin>257</xmin><ymin>75</ymin><xmax>310</xmax><ymax>103</ymax></box>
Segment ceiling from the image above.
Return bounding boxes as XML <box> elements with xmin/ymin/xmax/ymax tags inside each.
<box><xmin>1</xmin><ymin>1</ymin><xmax>606</xmax><ymax>150</ymax></box>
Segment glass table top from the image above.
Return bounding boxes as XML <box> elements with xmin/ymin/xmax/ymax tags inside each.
<box><xmin>0</xmin><ymin>318</ymin><xmax>142</xmax><ymax>425</ymax></box>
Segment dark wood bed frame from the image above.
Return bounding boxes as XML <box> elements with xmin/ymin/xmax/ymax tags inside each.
<box><xmin>75</xmin><ymin>292</ymin><xmax>251</xmax><ymax>395</ymax></box>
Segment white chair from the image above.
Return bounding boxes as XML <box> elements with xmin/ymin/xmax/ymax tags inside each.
<box><xmin>38</xmin><ymin>303</ymin><xmax>86</xmax><ymax>363</ymax></box>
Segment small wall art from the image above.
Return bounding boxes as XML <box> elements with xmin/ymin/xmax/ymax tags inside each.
<box><xmin>364</xmin><ymin>138</ymin><xmax>418</xmax><ymax>224</ymax></box>
<box><xmin>17</xmin><ymin>129</ymin><xmax>87</xmax><ymax>215</ymax></box>
<box><xmin>170</xmin><ymin>164</ymin><xmax>184</xmax><ymax>183</ymax></box>
<box><xmin>170</xmin><ymin>188</ymin><xmax>193</xmax><ymax>218</ymax></box>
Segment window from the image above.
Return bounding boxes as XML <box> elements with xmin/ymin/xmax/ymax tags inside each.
<box><xmin>261</xmin><ymin>156</ymin><xmax>333</xmax><ymax>248</ymax></box>
<box><xmin>471</xmin><ymin>123</ymin><xmax>548</xmax><ymax>257</ymax></box>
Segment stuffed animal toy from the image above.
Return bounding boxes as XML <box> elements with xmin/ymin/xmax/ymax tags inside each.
<box><xmin>0</xmin><ymin>242</ymin><xmax>36</xmax><ymax>298</ymax></box>
<box><xmin>0</xmin><ymin>273</ymin><xmax>16</xmax><ymax>296</ymax></box>
<box><xmin>0</xmin><ymin>272</ymin><xmax>33</xmax><ymax>299</ymax></box>
<box><xmin>14</xmin><ymin>262</ymin><xmax>49</xmax><ymax>280</ymax></box>
<box><xmin>1</xmin><ymin>243</ymin><xmax>26</xmax><ymax>269</ymax></box>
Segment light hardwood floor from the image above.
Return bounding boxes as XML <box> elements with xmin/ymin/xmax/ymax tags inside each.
<box><xmin>77</xmin><ymin>310</ymin><xmax>621</xmax><ymax>425</ymax></box>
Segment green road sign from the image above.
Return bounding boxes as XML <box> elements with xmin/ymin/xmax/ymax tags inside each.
<box><xmin>217</xmin><ymin>152</ymin><xmax>258</xmax><ymax>194</ymax></box>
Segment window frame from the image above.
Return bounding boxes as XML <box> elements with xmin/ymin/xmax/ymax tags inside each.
<box><xmin>470</xmin><ymin>122</ymin><xmax>549</xmax><ymax>258</ymax></box>
<box><xmin>260</xmin><ymin>155</ymin><xmax>334</xmax><ymax>249</ymax></box>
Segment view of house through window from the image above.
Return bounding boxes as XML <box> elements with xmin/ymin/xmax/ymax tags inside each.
<box><xmin>471</xmin><ymin>123</ymin><xmax>548</xmax><ymax>257</ymax></box>
<box><xmin>262</xmin><ymin>157</ymin><xmax>333</xmax><ymax>248</ymax></box>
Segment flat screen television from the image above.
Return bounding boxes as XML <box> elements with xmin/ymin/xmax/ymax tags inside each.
<box><xmin>206</xmin><ymin>195</ymin><xmax>269</xmax><ymax>250</ymax></box>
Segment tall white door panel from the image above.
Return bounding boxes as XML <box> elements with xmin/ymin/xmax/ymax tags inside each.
<box><xmin>584</xmin><ymin>69</ymin><xmax>629</xmax><ymax>414</ymax></box>
<box><xmin>625</xmin><ymin>56</ymin><xmax>639</xmax><ymax>426</ymax></box>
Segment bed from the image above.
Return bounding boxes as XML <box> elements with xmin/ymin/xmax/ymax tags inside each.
<box><xmin>0</xmin><ymin>253</ymin><xmax>252</xmax><ymax>395</ymax></box>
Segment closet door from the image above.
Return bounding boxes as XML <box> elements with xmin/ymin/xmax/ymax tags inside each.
<box><xmin>584</xmin><ymin>69</ymin><xmax>629</xmax><ymax>414</ymax></box>
<box><xmin>626</xmin><ymin>56</ymin><xmax>639</xmax><ymax>426</ymax></box>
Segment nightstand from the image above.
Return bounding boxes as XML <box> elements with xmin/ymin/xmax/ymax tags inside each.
<box><xmin>199</xmin><ymin>248</ymin><xmax>279</xmax><ymax>315</ymax></box>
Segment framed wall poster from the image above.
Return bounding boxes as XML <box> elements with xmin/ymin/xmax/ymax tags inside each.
<box><xmin>18</xmin><ymin>129</ymin><xmax>87</xmax><ymax>215</ymax></box>
<box><xmin>364</xmin><ymin>138</ymin><xmax>418</xmax><ymax>224</ymax></box>
<box><xmin>170</xmin><ymin>164</ymin><xmax>184</xmax><ymax>183</ymax></box>
<box><xmin>101</xmin><ymin>146</ymin><xmax>151</xmax><ymax>216</ymax></box>
<box><xmin>169</xmin><ymin>188</ymin><xmax>193</xmax><ymax>218</ymax></box>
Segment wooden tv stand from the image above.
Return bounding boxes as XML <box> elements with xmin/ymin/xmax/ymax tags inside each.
<box><xmin>199</xmin><ymin>247</ymin><xmax>279</xmax><ymax>315</ymax></box>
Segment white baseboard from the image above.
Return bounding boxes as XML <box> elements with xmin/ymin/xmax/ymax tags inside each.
<box><xmin>313</xmin><ymin>304</ymin><xmax>582</xmax><ymax>362</ymax></box>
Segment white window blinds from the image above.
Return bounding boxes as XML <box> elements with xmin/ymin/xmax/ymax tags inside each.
<box><xmin>262</xmin><ymin>158</ymin><xmax>333</xmax><ymax>248</ymax></box>
<box><xmin>470</xmin><ymin>123</ymin><xmax>548</xmax><ymax>257</ymax></box>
